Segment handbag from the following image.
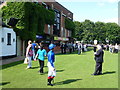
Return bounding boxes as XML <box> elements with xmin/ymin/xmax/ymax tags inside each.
<box><xmin>24</xmin><ymin>57</ymin><xmax>28</xmax><ymax>64</ymax></box>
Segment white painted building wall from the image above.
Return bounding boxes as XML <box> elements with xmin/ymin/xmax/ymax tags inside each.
<box><xmin>0</xmin><ymin>27</ymin><xmax>16</xmax><ymax>57</ymax></box>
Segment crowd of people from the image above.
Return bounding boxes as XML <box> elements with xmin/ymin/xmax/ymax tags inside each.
<box><xmin>25</xmin><ymin>40</ymin><xmax>119</xmax><ymax>86</ymax></box>
<box><xmin>94</xmin><ymin>43</ymin><xmax>120</xmax><ymax>53</ymax></box>
<box><xmin>60</xmin><ymin>42</ymin><xmax>88</xmax><ymax>55</ymax></box>
<box><xmin>108</xmin><ymin>43</ymin><xmax>119</xmax><ymax>53</ymax></box>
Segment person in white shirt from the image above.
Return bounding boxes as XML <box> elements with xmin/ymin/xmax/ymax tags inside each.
<box><xmin>26</xmin><ymin>40</ymin><xmax>33</xmax><ymax>69</ymax></box>
<box><xmin>115</xmin><ymin>43</ymin><xmax>118</xmax><ymax>53</ymax></box>
<box><xmin>78</xmin><ymin>42</ymin><xmax>81</xmax><ymax>55</ymax></box>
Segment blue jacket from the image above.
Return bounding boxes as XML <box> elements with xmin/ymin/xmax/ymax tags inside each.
<box><xmin>32</xmin><ymin>43</ymin><xmax>37</xmax><ymax>50</ymax></box>
<box><xmin>48</xmin><ymin>50</ymin><xmax>55</xmax><ymax>67</ymax></box>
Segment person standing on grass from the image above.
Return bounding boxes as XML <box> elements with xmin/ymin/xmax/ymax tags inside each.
<box><xmin>84</xmin><ymin>44</ymin><xmax>87</xmax><ymax>51</ymax></box>
<box><xmin>32</xmin><ymin>41</ymin><xmax>37</xmax><ymax>60</ymax></box>
<box><xmin>26</xmin><ymin>40</ymin><xmax>33</xmax><ymax>69</ymax></box>
<box><xmin>60</xmin><ymin>42</ymin><xmax>64</xmax><ymax>54</ymax></box>
<box><xmin>72</xmin><ymin>42</ymin><xmax>75</xmax><ymax>52</ymax></box>
<box><xmin>81</xmin><ymin>43</ymin><xmax>84</xmax><ymax>52</ymax></box>
<box><xmin>114</xmin><ymin>43</ymin><xmax>118</xmax><ymax>53</ymax></box>
<box><xmin>109</xmin><ymin>44</ymin><xmax>113</xmax><ymax>53</ymax></box>
<box><xmin>93</xmin><ymin>44</ymin><xmax>97</xmax><ymax>52</ymax></box>
<box><xmin>34</xmin><ymin>45</ymin><xmax>47</xmax><ymax>74</ymax></box>
<box><xmin>63</xmin><ymin>42</ymin><xmax>67</xmax><ymax>54</ymax></box>
<box><xmin>47</xmin><ymin>44</ymin><xmax>56</xmax><ymax>86</ymax></box>
<box><xmin>78</xmin><ymin>42</ymin><xmax>81</xmax><ymax>55</ymax></box>
<box><xmin>92</xmin><ymin>44</ymin><xmax>104</xmax><ymax>75</ymax></box>
<box><xmin>68</xmin><ymin>42</ymin><xmax>73</xmax><ymax>54</ymax></box>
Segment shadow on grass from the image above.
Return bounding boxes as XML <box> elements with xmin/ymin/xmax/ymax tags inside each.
<box><xmin>54</xmin><ymin>79</ymin><xmax>82</xmax><ymax>85</ymax></box>
<box><xmin>2</xmin><ymin>60</ymin><xmax>23</xmax><ymax>70</ymax></box>
<box><xmin>56</xmin><ymin>69</ymin><xmax>64</xmax><ymax>72</ymax></box>
<box><xmin>102</xmin><ymin>71</ymin><xmax>116</xmax><ymax>75</ymax></box>
<box><xmin>31</xmin><ymin>66</ymin><xmax>39</xmax><ymax>69</ymax></box>
<box><xmin>56</xmin><ymin>53</ymin><xmax>76</xmax><ymax>56</ymax></box>
<box><xmin>0</xmin><ymin>82</ymin><xmax>10</xmax><ymax>86</ymax></box>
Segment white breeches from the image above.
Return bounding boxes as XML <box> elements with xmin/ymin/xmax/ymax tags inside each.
<box><xmin>47</xmin><ymin>62</ymin><xmax>56</xmax><ymax>77</ymax></box>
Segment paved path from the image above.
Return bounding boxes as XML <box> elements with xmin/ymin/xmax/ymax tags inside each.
<box><xmin>0</xmin><ymin>56</ymin><xmax>25</xmax><ymax>65</ymax></box>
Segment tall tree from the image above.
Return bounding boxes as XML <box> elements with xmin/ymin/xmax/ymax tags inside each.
<box><xmin>74</xmin><ymin>21</ymin><xmax>83</xmax><ymax>40</ymax></box>
<box><xmin>105</xmin><ymin>23</ymin><xmax>120</xmax><ymax>44</ymax></box>
<box><xmin>81</xmin><ymin>19</ymin><xmax>95</xmax><ymax>43</ymax></box>
<box><xmin>74</xmin><ymin>20</ymin><xmax>120</xmax><ymax>44</ymax></box>
<box><xmin>94</xmin><ymin>21</ymin><xmax>106</xmax><ymax>43</ymax></box>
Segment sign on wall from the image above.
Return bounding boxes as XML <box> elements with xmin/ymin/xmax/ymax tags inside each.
<box><xmin>54</xmin><ymin>37</ymin><xmax>69</xmax><ymax>41</ymax></box>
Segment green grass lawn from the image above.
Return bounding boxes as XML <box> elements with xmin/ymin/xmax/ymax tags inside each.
<box><xmin>1</xmin><ymin>49</ymin><xmax>118</xmax><ymax>88</ymax></box>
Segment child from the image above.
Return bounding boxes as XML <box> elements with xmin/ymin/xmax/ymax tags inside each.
<box><xmin>47</xmin><ymin>44</ymin><xmax>56</xmax><ymax>86</ymax></box>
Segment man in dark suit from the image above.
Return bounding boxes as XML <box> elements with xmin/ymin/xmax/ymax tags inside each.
<box><xmin>92</xmin><ymin>45</ymin><xmax>104</xmax><ymax>75</ymax></box>
<box><xmin>60</xmin><ymin>43</ymin><xmax>64</xmax><ymax>54</ymax></box>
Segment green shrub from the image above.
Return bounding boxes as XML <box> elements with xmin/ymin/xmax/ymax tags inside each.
<box><xmin>65</xmin><ymin>18</ymin><xmax>75</xmax><ymax>37</ymax></box>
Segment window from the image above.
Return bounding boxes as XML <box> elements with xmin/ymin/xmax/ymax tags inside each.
<box><xmin>53</xmin><ymin>9</ymin><xmax>61</xmax><ymax>36</ymax></box>
<box><xmin>1</xmin><ymin>38</ymin><xmax>4</xmax><ymax>42</ymax></box>
<box><xmin>69</xmin><ymin>31</ymin><xmax>71</xmax><ymax>37</ymax></box>
<box><xmin>7</xmin><ymin>33</ymin><xmax>11</xmax><ymax>45</ymax></box>
<box><xmin>0</xmin><ymin>1</ymin><xmax>4</xmax><ymax>5</ymax></box>
<box><xmin>47</xmin><ymin>5</ymin><xmax>51</xmax><ymax>10</ymax></box>
<box><xmin>42</xmin><ymin>2</ymin><xmax>47</xmax><ymax>8</ymax></box>
<box><xmin>57</xmin><ymin>18</ymin><xmax>60</xmax><ymax>23</ymax></box>
<box><xmin>61</xmin><ymin>27</ymin><xmax>63</xmax><ymax>37</ymax></box>
<box><xmin>54</xmin><ymin>24</ymin><xmax>57</xmax><ymax>26</ymax></box>
<box><xmin>57</xmin><ymin>24</ymin><xmax>60</xmax><ymax>30</ymax></box>
<box><xmin>57</xmin><ymin>13</ymin><xmax>60</xmax><ymax>18</ymax></box>
<box><xmin>68</xmin><ymin>30</ymin><xmax>70</xmax><ymax>37</ymax></box>
<box><xmin>48</xmin><ymin>24</ymin><xmax>51</xmax><ymax>34</ymax></box>
<box><xmin>13</xmin><ymin>38</ymin><xmax>15</xmax><ymax>42</ymax></box>
<box><xmin>65</xmin><ymin>29</ymin><xmax>66</xmax><ymax>37</ymax></box>
<box><xmin>63</xmin><ymin>29</ymin><xmax>65</xmax><ymax>37</ymax></box>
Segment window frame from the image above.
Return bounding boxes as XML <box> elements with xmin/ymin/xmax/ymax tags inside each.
<box><xmin>7</xmin><ymin>33</ymin><xmax>11</xmax><ymax>45</ymax></box>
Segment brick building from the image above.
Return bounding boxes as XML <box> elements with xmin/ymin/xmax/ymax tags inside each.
<box><xmin>37</xmin><ymin>1</ymin><xmax>73</xmax><ymax>44</ymax></box>
<box><xmin>36</xmin><ymin>1</ymin><xmax>74</xmax><ymax>53</ymax></box>
<box><xmin>1</xmin><ymin>1</ymin><xmax>74</xmax><ymax>54</ymax></box>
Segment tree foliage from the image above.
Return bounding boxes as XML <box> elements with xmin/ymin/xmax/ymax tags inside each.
<box><xmin>94</xmin><ymin>22</ymin><xmax>106</xmax><ymax>43</ymax></box>
<box><xmin>74</xmin><ymin>19</ymin><xmax>120</xmax><ymax>44</ymax></box>
<box><xmin>105</xmin><ymin>23</ymin><xmax>120</xmax><ymax>44</ymax></box>
<box><xmin>65</xmin><ymin>18</ymin><xmax>75</xmax><ymax>37</ymax></box>
<box><xmin>74</xmin><ymin>21</ymin><xmax>83</xmax><ymax>40</ymax></box>
<box><xmin>2</xmin><ymin>2</ymin><xmax>55</xmax><ymax>40</ymax></box>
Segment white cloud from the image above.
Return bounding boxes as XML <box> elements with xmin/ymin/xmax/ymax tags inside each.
<box><xmin>106</xmin><ymin>0</ymin><xmax>118</xmax><ymax>3</ymax></box>
<box><xmin>97</xmin><ymin>2</ymin><xmax>105</xmax><ymax>6</ymax></box>
<box><xmin>102</xmin><ymin>18</ymin><xmax>118</xmax><ymax>24</ymax></box>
